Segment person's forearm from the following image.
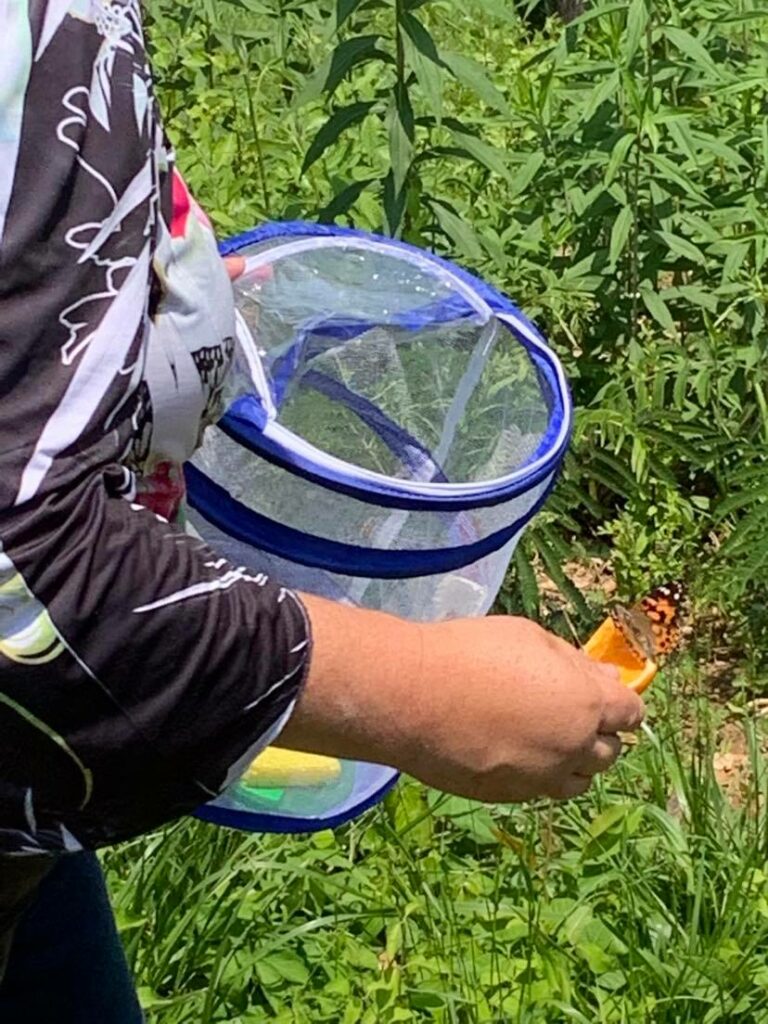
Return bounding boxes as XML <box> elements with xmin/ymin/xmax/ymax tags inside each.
<box><xmin>277</xmin><ymin>593</ymin><xmax>645</xmax><ymax>804</ymax></box>
<box><xmin>276</xmin><ymin>593</ymin><xmax>429</xmax><ymax>768</ymax></box>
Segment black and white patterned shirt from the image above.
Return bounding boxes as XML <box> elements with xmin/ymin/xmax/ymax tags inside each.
<box><xmin>0</xmin><ymin>0</ymin><xmax>311</xmax><ymax>858</ymax></box>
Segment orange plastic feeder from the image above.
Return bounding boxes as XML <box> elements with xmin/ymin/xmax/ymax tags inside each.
<box><xmin>583</xmin><ymin>617</ymin><xmax>657</xmax><ymax>695</ymax></box>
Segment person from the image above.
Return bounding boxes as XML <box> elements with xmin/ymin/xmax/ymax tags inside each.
<box><xmin>0</xmin><ymin>2</ymin><xmax>644</xmax><ymax>1020</ymax></box>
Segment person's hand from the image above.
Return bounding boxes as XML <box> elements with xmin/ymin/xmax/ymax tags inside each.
<box><xmin>278</xmin><ymin>597</ymin><xmax>644</xmax><ymax>805</ymax></box>
<box><xmin>402</xmin><ymin>615</ymin><xmax>644</xmax><ymax>802</ymax></box>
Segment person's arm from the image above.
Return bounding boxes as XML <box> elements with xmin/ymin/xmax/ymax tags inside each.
<box><xmin>281</xmin><ymin>594</ymin><xmax>644</xmax><ymax>803</ymax></box>
<box><xmin>0</xmin><ymin>469</ymin><xmax>641</xmax><ymax>856</ymax></box>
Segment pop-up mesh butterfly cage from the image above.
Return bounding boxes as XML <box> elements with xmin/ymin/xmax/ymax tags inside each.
<box><xmin>186</xmin><ymin>221</ymin><xmax>572</xmax><ymax>833</ymax></box>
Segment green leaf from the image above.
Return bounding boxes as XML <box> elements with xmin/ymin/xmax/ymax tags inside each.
<box><xmin>388</xmin><ymin>84</ymin><xmax>415</xmax><ymax>196</ymax></box>
<box><xmin>666</xmin><ymin>118</ymin><xmax>698</xmax><ymax>164</ymax></box>
<box><xmin>343</xmin><ymin>936</ymin><xmax>381</xmax><ymax>972</ymax></box>
<box><xmin>587</xmin><ymin>803</ymin><xmax>640</xmax><ymax>841</ymax></box>
<box><xmin>605</xmin><ymin>133</ymin><xmax>635</xmax><ymax>185</ymax></box>
<box><xmin>391</xmin><ymin>784</ymin><xmax>433</xmax><ymax>847</ymax></box>
<box><xmin>535</xmin><ymin>529</ymin><xmax>590</xmax><ymax>618</ymax></box>
<box><xmin>441</xmin><ymin>51</ymin><xmax>511</xmax><ymax>116</ymax></box>
<box><xmin>326</xmin><ymin>36</ymin><xmax>389</xmax><ymax>96</ymax></box>
<box><xmin>402</xmin><ymin>34</ymin><xmax>444</xmax><ymax>123</ymax></box>
<box><xmin>582</xmin><ymin>919</ymin><xmax>629</xmax><ymax>957</ymax></box>
<box><xmin>657</xmin><ymin>230</ymin><xmax>706</xmax><ymax>266</ymax></box>
<box><xmin>647</xmin><ymin>154</ymin><xmax>709</xmax><ymax>204</ymax></box>
<box><xmin>400</xmin><ymin>11</ymin><xmax>445</xmax><ymax>68</ymax></box>
<box><xmin>663</xmin><ymin>284</ymin><xmax>718</xmax><ymax>312</ymax></box>
<box><xmin>429</xmin><ymin>199</ymin><xmax>483</xmax><ymax>259</ymax></box>
<box><xmin>623</xmin><ymin>0</ymin><xmax>648</xmax><ymax>65</ymax></box>
<box><xmin>583</xmin><ymin>70</ymin><xmax>620</xmax><ymax>122</ymax></box>
<box><xmin>137</xmin><ymin>987</ymin><xmax>173</xmax><ymax>1011</ymax></box>
<box><xmin>449</xmin><ymin>129</ymin><xmax>513</xmax><ymax>182</ymax></box>
<box><xmin>336</xmin><ymin>0</ymin><xmax>368</xmax><ymax>32</ymax></box>
<box><xmin>640</xmin><ymin>286</ymin><xmax>676</xmax><ymax>333</ymax></box>
<box><xmin>400</xmin><ymin>12</ymin><xmax>445</xmax><ymax>121</ymax></box>
<box><xmin>513</xmin><ymin>543</ymin><xmax>540</xmax><ymax>619</ymax></box>
<box><xmin>689</xmin><ymin>130</ymin><xmax>747</xmax><ymax>168</ymax></box>
<box><xmin>301</xmin><ymin>101</ymin><xmax>376</xmax><ymax>174</ymax></box>
<box><xmin>721</xmin><ymin>240</ymin><xmax>751</xmax><ymax>282</ymax></box>
<box><xmin>383</xmin><ymin>170</ymin><xmax>407</xmax><ymax>236</ymax></box>
<box><xmin>429</xmin><ymin>793</ymin><xmax>499</xmax><ymax>844</ymax></box>
<box><xmin>509</xmin><ymin>151</ymin><xmax>545</xmax><ymax>197</ymax></box>
<box><xmin>720</xmin><ymin>8</ymin><xmax>768</xmax><ymax>23</ymax></box>
<box><xmin>317</xmin><ymin>177</ymin><xmax>376</xmax><ymax>222</ymax></box>
<box><xmin>609</xmin><ymin>205</ymin><xmax>633</xmax><ymax>268</ymax></box>
<box><xmin>662</xmin><ymin>26</ymin><xmax>719</xmax><ymax>75</ymax></box>
<box><xmin>295</xmin><ymin>36</ymin><xmax>385</xmax><ymax>106</ymax></box>
<box><xmin>114</xmin><ymin>908</ymin><xmax>149</xmax><ymax>935</ymax></box>
<box><xmin>256</xmin><ymin>950</ymin><xmax>310</xmax><ymax>986</ymax></box>
<box><xmin>566</xmin><ymin>1</ymin><xmax>629</xmax><ymax>27</ymax></box>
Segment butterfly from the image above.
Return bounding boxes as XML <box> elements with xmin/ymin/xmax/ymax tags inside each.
<box><xmin>610</xmin><ymin>580</ymin><xmax>686</xmax><ymax>663</ymax></box>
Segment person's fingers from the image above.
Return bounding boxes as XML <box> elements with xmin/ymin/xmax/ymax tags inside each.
<box><xmin>598</xmin><ymin>680</ymin><xmax>645</xmax><ymax>735</ymax></box>
<box><xmin>578</xmin><ymin>734</ymin><xmax>623</xmax><ymax>775</ymax></box>
<box><xmin>224</xmin><ymin>255</ymin><xmax>245</xmax><ymax>281</ymax></box>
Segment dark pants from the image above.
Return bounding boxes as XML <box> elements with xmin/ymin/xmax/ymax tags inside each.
<box><xmin>0</xmin><ymin>852</ymin><xmax>143</xmax><ymax>1023</ymax></box>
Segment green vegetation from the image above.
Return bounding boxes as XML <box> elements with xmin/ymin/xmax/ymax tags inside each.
<box><xmin>107</xmin><ymin>695</ymin><xmax>768</xmax><ymax>1022</ymax></box>
<box><xmin>103</xmin><ymin>1</ymin><xmax>768</xmax><ymax>1019</ymax></box>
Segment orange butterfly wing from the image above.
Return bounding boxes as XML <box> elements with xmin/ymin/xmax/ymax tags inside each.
<box><xmin>612</xmin><ymin>580</ymin><xmax>686</xmax><ymax>661</ymax></box>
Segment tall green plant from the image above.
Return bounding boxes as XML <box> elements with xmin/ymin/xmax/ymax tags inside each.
<box><xmin>290</xmin><ymin>0</ymin><xmax>528</xmax><ymax>242</ymax></box>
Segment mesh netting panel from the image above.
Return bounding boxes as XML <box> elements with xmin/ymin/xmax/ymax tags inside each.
<box><xmin>187</xmin><ymin>509</ymin><xmax>518</xmax><ymax>622</ymax></box>
<box><xmin>229</xmin><ymin>238</ymin><xmax>552</xmax><ymax>484</ymax></box>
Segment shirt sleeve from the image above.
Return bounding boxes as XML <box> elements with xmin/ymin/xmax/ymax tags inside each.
<box><xmin>0</xmin><ymin>472</ymin><xmax>311</xmax><ymax>854</ymax></box>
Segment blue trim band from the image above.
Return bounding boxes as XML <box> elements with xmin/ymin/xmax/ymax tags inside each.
<box><xmin>303</xmin><ymin>370</ymin><xmax>448</xmax><ymax>483</ymax></box>
<box><xmin>195</xmin><ymin>770</ymin><xmax>399</xmax><ymax>834</ymax></box>
<box><xmin>269</xmin><ymin>305</ymin><xmax>480</xmax><ymax>414</ymax></box>
<box><xmin>185</xmin><ymin>462</ymin><xmax>557</xmax><ymax>579</ymax></box>
<box><xmin>221</xmin><ymin>402</ymin><xmax>565</xmax><ymax>513</ymax></box>
<box><xmin>219</xmin><ymin>221</ymin><xmax>535</xmax><ymax>328</ymax></box>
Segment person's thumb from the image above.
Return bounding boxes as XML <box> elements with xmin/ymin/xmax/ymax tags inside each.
<box><xmin>598</xmin><ymin>677</ymin><xmax>645</xmax><ymax>734</ymax></box>
<box><xmin>223</xmin><ymin>255</ymin><xmax>245</xmax><ymax>281</ymax></box>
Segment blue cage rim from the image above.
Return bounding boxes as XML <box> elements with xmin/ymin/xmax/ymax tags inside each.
<box><xmin>217</xmin><ymin>221</ymin><xmax>573</xmax><ymax>512</ymax></box>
